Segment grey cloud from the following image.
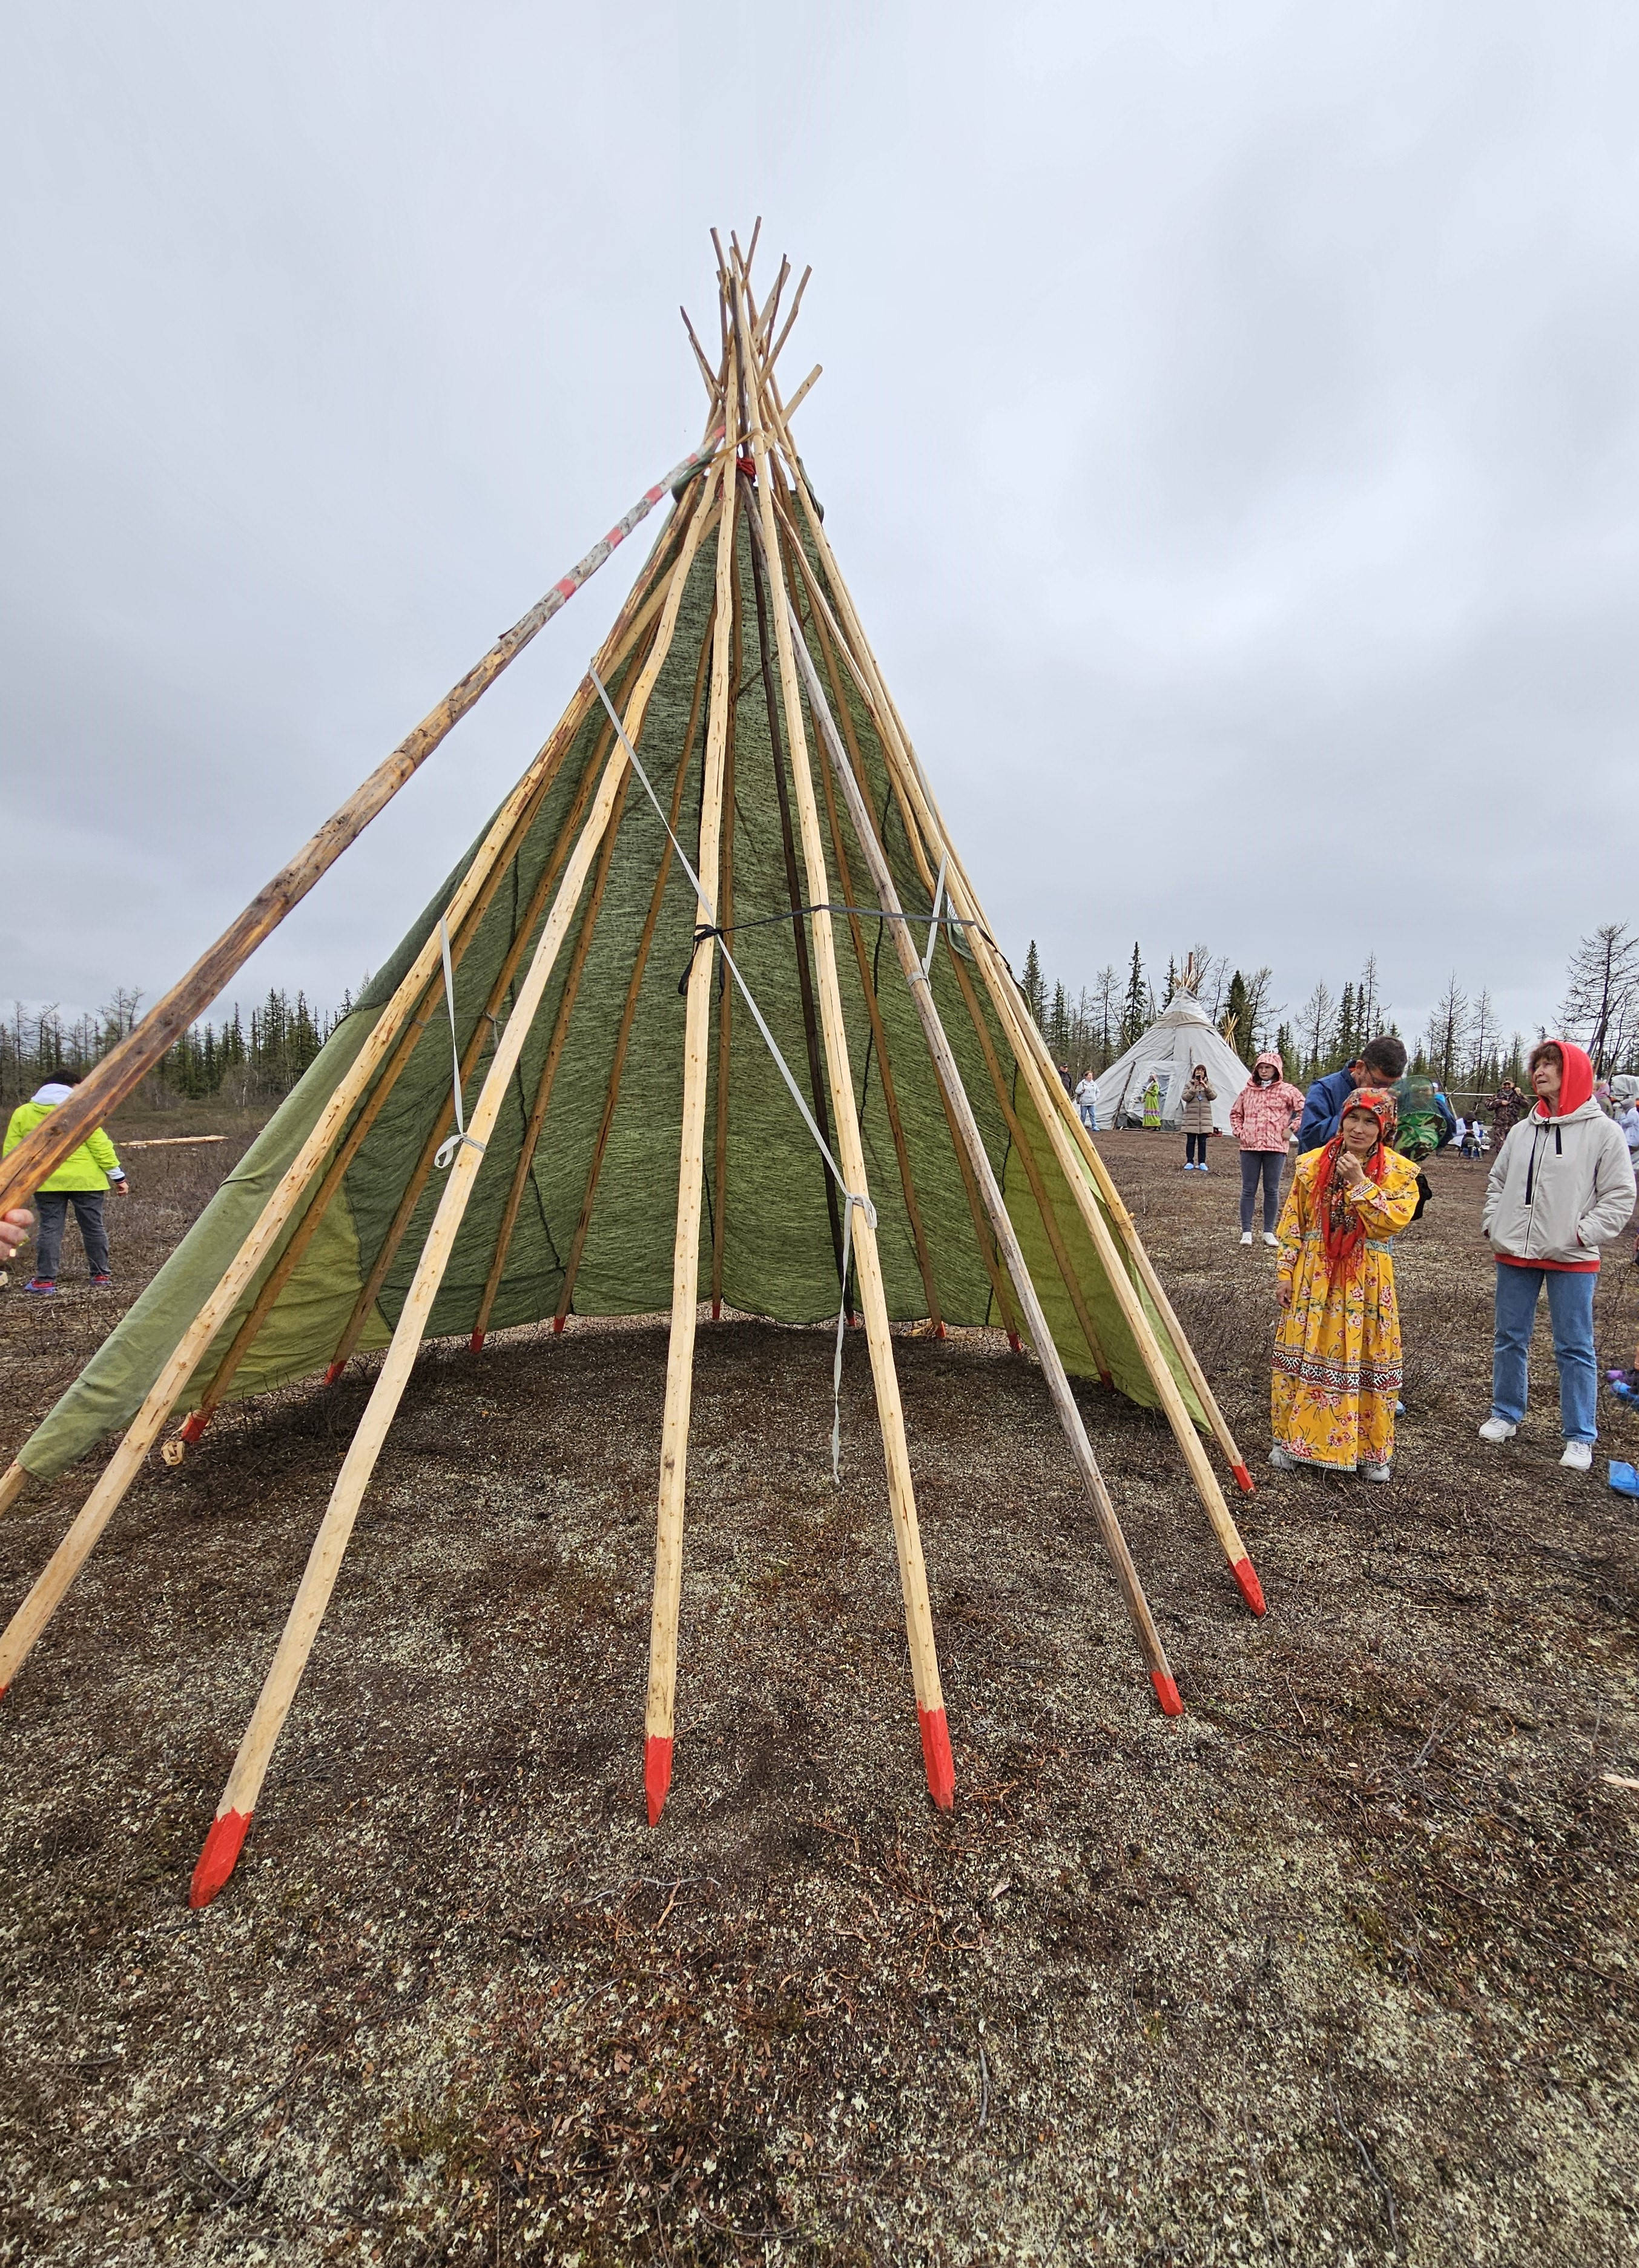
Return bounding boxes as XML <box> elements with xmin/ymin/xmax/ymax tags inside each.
<box><xmin>2</xmin><ymin>1</ymin><xmax>1634</xmax><ymax>1057</ymax></box>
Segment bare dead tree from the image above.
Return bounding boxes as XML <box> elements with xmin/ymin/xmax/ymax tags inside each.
<box><xmin>1558</xmin><ymin>922</ymin><xmax>1639</xmax><ymax>1076</ymax></box>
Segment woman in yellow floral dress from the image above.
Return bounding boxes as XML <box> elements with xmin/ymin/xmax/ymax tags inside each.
<box><xmin>1270</xmin><ymin>1088</ymin><xmax>1420</xmax><ymax>1481</ymax></box>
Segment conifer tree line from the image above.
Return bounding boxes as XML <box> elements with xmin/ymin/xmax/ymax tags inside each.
<box><xmin>1018</xmin><ymin>919</ymin><xmax>1639</xmax><ymax>1098</ymax></box>
<box><xmin>0</xmin><ymin>985</ymin><xmax>357</xmax><ymax>1110</ymax></box>
<box><xmin>4</xmin><ymin>919</ymin><xmax>1634</xmax><ymax>1117</ymax></box>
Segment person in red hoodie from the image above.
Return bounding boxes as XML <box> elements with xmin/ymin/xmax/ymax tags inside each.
<box><xmin>1229</xmin><ymin>1050</ymin><xmax>1307</xmax><ymax>1247</ymax></box>
<box><xmin>1479</xmin><ymin>1039</ymin><xmax>1636</xmax><ymax>1471</ymax></box>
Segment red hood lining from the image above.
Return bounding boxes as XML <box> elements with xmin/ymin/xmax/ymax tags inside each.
<box><xmin>1535</xmin><ymin>1039</ymin><xmax>1595</xmax><ymax>1117</ymax></box>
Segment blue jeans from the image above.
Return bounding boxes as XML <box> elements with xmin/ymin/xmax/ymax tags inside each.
<box><xmin>1491</xmin><ymin>1263</ymin><xmax>1597</xmax><ymax>1444</ymax></box>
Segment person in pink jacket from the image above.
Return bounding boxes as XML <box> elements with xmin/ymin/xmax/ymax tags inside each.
<box><xmin>1230</xmin><ymin>1050</ymin><xmax>1307</xmax><ymax>1247</ymax></box>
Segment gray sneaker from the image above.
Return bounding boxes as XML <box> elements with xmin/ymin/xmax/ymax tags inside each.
<box><xmin>1360</xmin><ymin>1461</ymin><xmax>1391</xmax><ymax>1483</ymax></box>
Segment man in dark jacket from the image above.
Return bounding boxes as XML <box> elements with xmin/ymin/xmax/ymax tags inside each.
<box><xmin>1298</xmin><ymin>1035</ymin><xmax>1408</xmax><ymax>1153</ymax></box>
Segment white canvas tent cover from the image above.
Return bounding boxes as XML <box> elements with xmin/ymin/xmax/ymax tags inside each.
<box><xmin>1092</xmin><ymin>994</ymin><xmax>1252</xmax><ymax>1133</ymax></box>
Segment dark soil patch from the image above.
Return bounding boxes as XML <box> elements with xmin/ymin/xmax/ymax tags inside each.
<box><xmin>1</xmin><ymin>1134</ymin><xmax>1636</xmax><ymax>2264</ymax></box>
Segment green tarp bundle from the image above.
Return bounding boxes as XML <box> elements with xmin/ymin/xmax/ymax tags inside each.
<box><xmin>18</xmin><ymin>498</ymin><xmax>1205</xmax><ymax>1484</ymax></box>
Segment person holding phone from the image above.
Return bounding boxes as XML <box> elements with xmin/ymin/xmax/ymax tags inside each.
<box><xmin>1180</xmin><ymin>1064</ymin><xmax>1216</xmax><ymax>1170</ymax></box>
<box><xmin>1270</xmin><ymin>1088</ymin><xmax>1420</xmax><ymax>1482</ymax></box>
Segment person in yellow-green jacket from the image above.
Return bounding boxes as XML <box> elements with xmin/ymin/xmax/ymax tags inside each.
<box><xmin>2</xmin><ymin>1076</ymin><xmax>128</xmax><ymax>1293</ymax></box>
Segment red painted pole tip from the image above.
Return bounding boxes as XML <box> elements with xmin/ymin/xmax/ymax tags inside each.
<box><xmin>323</xmin><ymin>1361</ymin><xmax>345</xmax><ymax>1387</ymax></box>
<box><xmin>644</xmin><ymin>1735</ymin><xmax>673</xmax><ymax>1828</ymax></box>
<box><xmin>1007</xmin><ymin>1331</ymin><xmax>1021</xmax><ymax>1355</ymax></box>
<box><xmin>178</xmin><ymin>1410</ymin><xmax>211</xmax><ymax>1445</ymax></box>
<box><xmin>551</xmin><ymin>1315</ymin><xmax>566</xmax><ymax>1336</ymax></box>
<box><xmin>918</xmin><ymin>1706</ymin><xmax>955</xmax><ymax>1810</ymax></box>
<box><xmin>1231</xmin><ymin>1461</ymin><xmax>1256</xmax><ymax>1496</ymax></box>
<box><xmin>1231</xmin><ymin>1555</ymin><xmax>1267</xmax><ymax>1617</ymax></box>
<box><xmin>469</xmin><ymin>1330</ymin><xmax>486</xmax><ymax>1354</ymax></box>
<box><xmin>711</xmin><ymin>1298</ymin><xmax>722</xmax><ymax>1321</ymax></box>
<box><xmin>1150</xmin><ymin>1671</ymin><xmax>1184</xmax><ymax>1718</ymax></box>
<box><xmin>189</xmin><ymin>1807</ymin><xmax>252</xmax><ymax>1908</ymax></box>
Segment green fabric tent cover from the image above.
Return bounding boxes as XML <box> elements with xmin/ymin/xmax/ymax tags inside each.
<box><xmin>18</xmin><ymin>508</ymin><xmax>1205</xmax><ymax>1482</ymax></box>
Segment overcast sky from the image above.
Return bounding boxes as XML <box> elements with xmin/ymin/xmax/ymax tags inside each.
<box><xmin>4</xmin><ymin>2</ymin><xmax>1635</xmax><ymax>1060</ymax></box>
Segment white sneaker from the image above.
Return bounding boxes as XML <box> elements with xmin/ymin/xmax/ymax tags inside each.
<box><xmin>1477</xmin><ymin>1417</ymin><xmax>1517</xmax><ymax>1444</ymax></box>
<box><xmin>1560</xmin><ymin>1441</ymin><xmax>1593</xmax><ymax>1472</ymax></box>
<box><xmin>1269</xmin><ymin>1445</ymin><xmax>1298</xmax><ymax>1470</ymax></box>
<box><xmin>1240</xmin><ymin>1231</ymin><xmax>1253</xmax><ymax>1246</ymax></box>
<box><xmin>1262</xmin><ymin>1232</ymin><xmax>1278</xmax><ymax>1247</ymax></box>
<box><xmin>1360</xmin><ymin>1461</ymin><xmax>1391</xmax><ymax>1483</ymax></box>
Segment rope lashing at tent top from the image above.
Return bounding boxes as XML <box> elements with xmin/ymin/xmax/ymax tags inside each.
<box><xmin>0</xmin><ymin>227</ymin><xmax>1265</xmax><ymax>1913</ymax></box>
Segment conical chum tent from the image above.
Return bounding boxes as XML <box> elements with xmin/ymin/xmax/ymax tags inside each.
<box><xmin>0</xmin><ymin>232</ymin><xmax>1265</xmax><ymax>1910</ymax></box>
<box><xmin>1092</xmin><ymin>979</ymin><xmax>1253</xmax><ymax>1133</ymax></box>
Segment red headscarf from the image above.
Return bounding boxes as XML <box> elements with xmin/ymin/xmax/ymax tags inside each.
<box><xmin>1314</xmin><ymin>1086</ymin><xmax>1397</xmax><ymax>1277</ymax></box>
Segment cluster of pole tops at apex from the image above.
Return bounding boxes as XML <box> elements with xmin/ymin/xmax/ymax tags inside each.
<box><xmin>1</xmin><ymin>228</ymin><xmax>1263</xmax><ymax>1913</ymax></box>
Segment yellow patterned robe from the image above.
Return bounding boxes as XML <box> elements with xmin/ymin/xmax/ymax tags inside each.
<box><xmin>1270</xmin><ymin>1145</ymin><xmax>1420</xmax><ymax>1470</ymax></box>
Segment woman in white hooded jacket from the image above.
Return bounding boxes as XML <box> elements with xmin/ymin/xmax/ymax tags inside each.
<box><xmin>1479</xmin><ymin>1039</ymin><xmax>1636</xmax><ymax>1469</ymax></box>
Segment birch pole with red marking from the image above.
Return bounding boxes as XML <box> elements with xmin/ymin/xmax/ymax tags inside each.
<box><xmin>754</xmin><ymin>424</ymin><xmax>1264</xmax><ymax>1614</ymax></box>
<box><xmin>733</xmin><ymin>268</ymin><xmax>955</xmax><ymax>1808</ymax></box>
<box><xmin>0</xmin><ymin>433</ymin><xmax>722</xmax><ymax>1225</ymax></box>
<box><xmin>760</xmin><ymin>455</ymin><xmax>1255</xmax><ymax>1499</ymax></box>
<box><xmin>645</xmin><ymin>346</ymin><xmax>741</xmax><ymax>1827</ymax></box>
<box><xmin>190</xmin><ymin>493</ymin><xmax>720</xmax><ymax>1907</ymax></box>
<box><xmin>776</xmin><ymin>570</ymin><xmax>1183</xmax><ymax>1715</ymax></box>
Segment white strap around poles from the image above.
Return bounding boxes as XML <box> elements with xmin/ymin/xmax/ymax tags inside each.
<box><xmin>589</xmin><ymin>666</ymin><xmax>875</xmax><ymax>1480</ymax></box>
<box><xmin>434</xmin><ymin>918</ymin><xmax>487</xmax><ymax>1171</ymax></box>
<box><xmin>920</xmin><ymin>852</ymin><xmax>949</xmax><ymax>982</ymax></box>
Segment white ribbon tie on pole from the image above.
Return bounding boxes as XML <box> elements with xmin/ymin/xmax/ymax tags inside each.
<box><xmin>434</xmin><ymin>918</ymin><xmax>487</xmax><ymax>1171</ymax></box>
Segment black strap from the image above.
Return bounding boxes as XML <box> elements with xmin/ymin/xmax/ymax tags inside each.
<box><xmin>676</xmin><ymin>902</ymin><xmax>992</xmax><ymax>995</ymax></box>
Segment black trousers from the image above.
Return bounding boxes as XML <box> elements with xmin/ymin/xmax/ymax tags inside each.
<box><xmin>1185</xmin><ymin>1132</ymin><xmax>1209</xmax><ymax>1165</ymax></box>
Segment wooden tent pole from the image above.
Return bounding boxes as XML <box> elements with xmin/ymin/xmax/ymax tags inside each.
<box><xmin>0</xmin><ymin>751</ymin><xmax>549</xmax><ymax>1693</ymax></box>
<box><xmin>708</xmin><ymin>541</ymin><xmax>743</xmax><ymax>1321</ymax></box>
<box><xmin>467</xmin><ymin>759</ymin><xmax>634</xmax><ymax>1350</ymax></box>
<box><xmin>866</xmin><ymin>732</ymin><xmax>1262</xmax><ymax>1601</ymax></box>
<box><xmin>783</xmin><ymin>536</ymin><xmax>945</xmax><ymax>1336</ymax></box>
<box><xmin>760</xmin><ymin>452</ymin><xmax>1254</xmax><ymax>1495</ymax></box>
<box><xmin>782</xmin><ymin>593</ymin><xmax>1182</xmax><ymax>1707</ymax></box>
<box><xmin>176</xmin><ymin>642</ymin><xmax>638</xmax><ymax>1439</ymax></box>
<box><xmin>745</xmin><ymin>501</ymin><xmax>848</xmax><ymax>1300</ymax></box>
<box><xmin>191</xmin><ymin>743</ymin><xmax>636</xmax><ymax>1904</ymax></box>
<box><xmin>799</xmin><ymin>590</ymin><xmax>1020</xmax><ymax>1347</ymax></box>
<box><xmin>1015</xmin><ymin>1012</ymin><xmax>1256</xmax><ymax>1491</ymax></box>
<box><xmin>190</xmin><ymin>490</ymin><xmax>721</xmax><ymax>1904</ymax></box>
<box><xmin>938</xmin><ymin>940</ymin><xmax>1114</xmax><ymax>1387</ymax></box>
<box><xmin>150</xmin><ymin>486</ymin><xmax>714</xmax><ymax>1449</ymax></box>
<box><xmin>550</xmin><ymin>630</ymin><xmax>713</xmax><ymax>1335</ymax></box>
<box><xmin>318</xmin><ymin>593</ymin><xmax>685</xmax><ymax>1385</ymax></box>
<box><xmin>0</xmin><ymin>435</ymin><xmax>724</xmax><ymax>1222</ymax></box>
<box><xmin>175</xmin><ymin>996</ymin><xmax>443</xmax><ymax>1445</ymax></box>
<box><xmin>895</xmin><ymin>815</ymin><xmax>1264</xmax><ymax>1609</ymax></box>
<box><xmin>748</xmin><ymin>406</ymin><xmax>1261</xmax><ymax>1595</ymax></box>
<box><xmin>645</xmin><ymin>379</ymin><xmax>741</xmax><ymax>1825</ymax></box>
<box><xmin>0</xmin><ymin>482</ymin><xmax>708</xmax><ymax>1658</ymax></box>
<box><xmin>734</xmin><ymin>273</ymin><xmax>954</xmax><ymax>1808</ymax></box>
